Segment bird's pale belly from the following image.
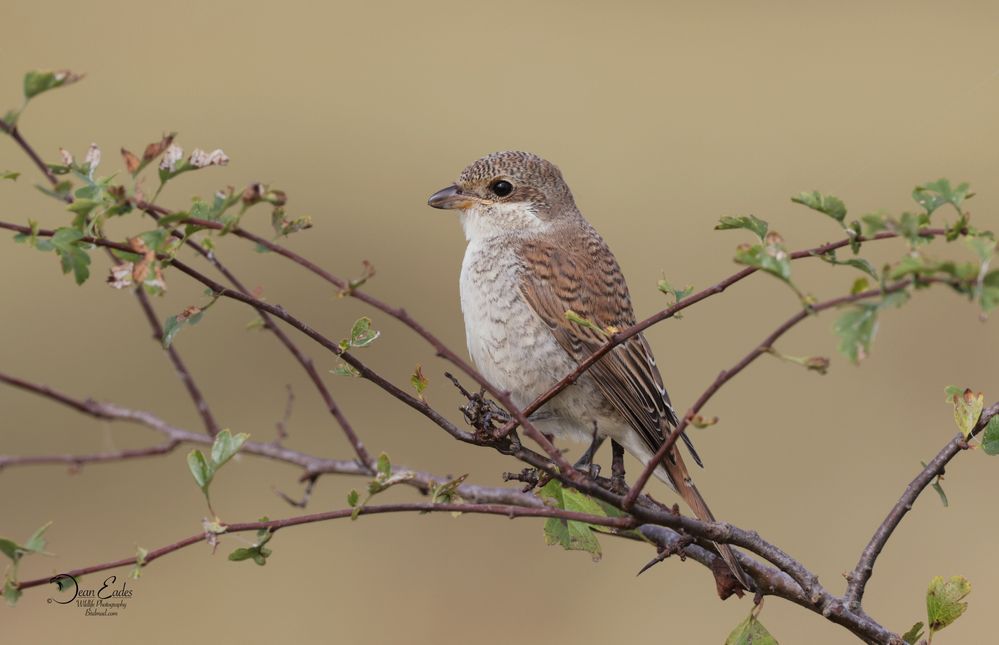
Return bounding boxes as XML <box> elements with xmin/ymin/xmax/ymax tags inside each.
<box><xmin>459</xmin><ymin>240</ymin><xmax>609</xmax><ymax>446</ymax></box>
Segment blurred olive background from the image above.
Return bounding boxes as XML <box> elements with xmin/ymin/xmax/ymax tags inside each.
<box><xmin>3</xmin><ymin>1</ymin><xmax>999</xmax><ymax>643</ymax></box>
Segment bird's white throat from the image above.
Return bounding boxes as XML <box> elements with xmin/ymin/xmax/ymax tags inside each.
<box><xmin>459</xmin><ymin>201</ymin><xmax>548</xmax><ymax>242</ymax></box>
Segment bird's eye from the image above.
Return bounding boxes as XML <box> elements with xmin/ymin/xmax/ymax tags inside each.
<box><xmin>489</xmin><ymin>180</ymin><xmax>513</xmax><ymax>197</ymax></box>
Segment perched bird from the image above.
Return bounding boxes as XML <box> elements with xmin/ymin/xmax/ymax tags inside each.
<box><xmin>428</xmin><ymin>151</ymin><xmax>747</xmax><ymax>590</ymax></box>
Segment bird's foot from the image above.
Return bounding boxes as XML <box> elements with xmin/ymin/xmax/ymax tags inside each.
<box><xmin>503</xmin><ymin>467</ymin><xmax>547</xmax><ymax>493</ymax></box>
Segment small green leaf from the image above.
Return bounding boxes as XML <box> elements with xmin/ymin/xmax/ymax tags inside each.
<box><xmin>4</xmin><ymin>579</ymin><xmax>21</xmax><ymax>607</ymax></box>
<box><xmin>926</xmin><ymin>575</ymin><xmax>971</xmax><ymax>635</ymax></box>
<box><xmin>733</xmin><ymin>234</ymin><xmax>792</xmax><ymax>283</ymax></box>
<box><xmin>0</xmin><ymin>538</ymin><xmax>19</xmax><ymax>562</ymax></box>
<box><xmin>330</xmin><ymin>363</ymin><xmax>359</xmax><ymax>377</ymax></box>
<box><xmin>349</xmin><ymin>316</ymin><xmax>380</xmax><ymax>348</ymax></box>
<box><xmin>377</xmin><ymin>453</ymin><xmax>391</xmax><ymax>479</ymax></box>
<box><xmin>861</xmin><ymin>212</ymin><xmax>888</xmax><ymax>236</ymax></box>
<box><xmin>715</xmin><ymin>215</ymin><xmax>768</xmax><ymax>241</ymax></box>
<box><xmin>347</xmin><ymin>489</ymin><xmax>360</xmax><ymax>507</ymax></box>
<box><xmin>66</xmin><ymin>198</ymin><xmax>99</xmax><ymax>218</ymax></box>
<box><xmin>130</xmin><ymin>546</ymin><xmax>148</xmax><ymax>580</ymax></box>
<box><xmin>725</xmin><ymin>612</ymin><xmax>779</xmax><ymax>645</ymax></box>
<box><xmin>162</xmin><ymin>315</ymin><xmax>183</xmax><ymax>348</ymax></box>
<box><xmin>947</xmin><ymin>388</ymin><xmax>984</xmax><ymax>438</ymax></box>
<box><xmin>833</xmin><ymin>305</ymin><xmax>878</xmax><ymax>364</ymax></box>
<box><xmin>23</xmin><ymin>69</ymin><xmax>84</xmax><ymax>100</ymax></box>
<box><xmin>1</xmin><ymin>171</ymin><xmax>19</xmax><ymax>181</ymax></box>
<box><xmin>210</xmin><ymin>429</ymin><xmax>248</xmax><ymax>468</ymax></box>
<box><xmin>981</xmin><ymin>416</ymin><xmax>999</xmax><ymax>456</ymax></box>
<box><xmin>537</xmin><ymin>480</ymin><xmax>604</xmax><ymax>561</ymax></box>
<box><xmin>186</xmin><ymin>449</ymin><xmax>213</xmax><ymax>492</ymax></box>
<box><xmin>228</xmin><ymin>520</ymin><xmax>272</xmax><ymax>566</ymax></box>
<box><xmin>913</xmin><ymin>179</ymin><xmax>972</xmax><ymax>215</ymax></box>
<box><xmin>23</xmin><ymin>521</ymin><xmax>52</xmax><ymax>553</ymax></box>
<box><xmin>410</xmin><ymin>365</ymin><xmax>428</xmax><ymax>399</ymax></box>
<box><xmin>792</xmin><ymin>190</ymin><xmax>847</xmax><ymax>224</ymax></box>
<box><xmin>816</xmin><ymin>252</ymin><xmax>878</xmax><ymax>280</ymax></box>
<box><xmin>901</xmin><ymin>621</ymin><xmax>924</xmax><ymax>645</ymax></box>
<box><xmin>851</xmin><ymin>277</ymin><xmax>870</xmax><ymax>295</ymax></box>
<box><xmin>931</xmin><ymin>478</ymin><xmax>949</xmax><ymax>507</ymax></box>
<box><xmin>657</xmin><ymin>277</ymin><xmax>694</xmax><ymax>304</ymax></box>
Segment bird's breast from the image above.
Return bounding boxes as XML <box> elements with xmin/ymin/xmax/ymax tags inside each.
<box><xmin>459</xmin><ymin>238</ymin><xmax>578</xmax><ymax>410</ymax></box>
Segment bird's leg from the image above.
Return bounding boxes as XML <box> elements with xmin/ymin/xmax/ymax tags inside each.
<box><xmin>610</xmin><ymin>440</ymin><xmax>627</xmax><ymax>494</ymax></box>
<box><xmin>573</xmin><ymin>422</ymin><xmax>605</xmax><ymax>479</ymax></box>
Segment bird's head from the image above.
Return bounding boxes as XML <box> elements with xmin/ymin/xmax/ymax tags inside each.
<box><xmin>428</xmin><ymin>151</ymin><xmax>578</xmax><ymax>240</ymax></box>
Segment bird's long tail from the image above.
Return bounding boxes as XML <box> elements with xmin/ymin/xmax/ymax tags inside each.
<box><xmin>656</xmin><ymin>450</ymin><xmax>751</xmax><ymax>593</ymax></box>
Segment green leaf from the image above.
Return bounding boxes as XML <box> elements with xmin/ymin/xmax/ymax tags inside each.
<box><xmin>861</xmin><ymin>212</ymin><xmax>888</xmax><ymax>236</ymax></box>
<box><xmin>162</xmin><ymin>315</ymin><xmax>183</xmax><ymax>348</ymax></box>
<box><xmin>913</xmin><ymin>179</ymin><xmax>972</xmax><ymax>215</ymax></box>
<box><xmin>349</xmin><ymin>317</ymin><xmax>380</xmax><ymax>348</ymax></box>
<box><xmin>347</xmin><ymin>489</ymin><xmax>360</xmax><ymax>507</ymax></box>
<box><xmin>926</xmin><ymin>575</ymin><xmax>971</xmax><ymax>635</ymax></box>
<box><xmin>330</xmin><ymin>363</ymin><xmax>359</xmax><ymax>377</ymax></box>
<box><xmin>210</xmin><ymin>429</ymin><xmax>248</xmax><ymax>468</ymax></box>
<box><xmin>228</xmin><ymin>520</ymin><xmax>272</xmax><ymax>566</ymax></box>
<box><xmin>725</xmin><ymin>612</ymin><xmax>779</xmax><ymax>645</ymax></box>
<box><xmin>1</xmin><ymin>171</ymin><xmax>19</xmax><ymax>181</ymax></box>
<box><xmin>186</xmin><ymin>449</ymin><xmax>213</xmax><ymax>492</ymax></box>
<box><xmin>833</xmin><ymin>304</ymin><xmax>878</xmax><ymax>364</ymax></box>
<box><xmin>66</xmin><ymin>198</ymin><xmax>99</xmax><ymax>219</ymax></box>
<box><xmin>2</xmin><ymin>110</ymin><xmax>20</xmax><ymax>128</ymax></box>
<box><xmin>931</xmin><ymin>478</ymin><xmax>949</xmax><ymax>507</ymax></box>
<box><xmin>715</xmin><ymin>215</ymin><xmax>768</xmax><ymax>241</ymax></box>
<box><xmin>0</xmin><ymin>538</ymin><xmax>19</xmax><ymax>562</ymax></box>
<box><xmin>4</xmin><ymin>579</ymin><xmax>21</xmax><ymax>607</ymax></box>
<box><xmin>130</xmin><ymin>546</ymin><xmax>149</xmax><ymax>580</ymax></box>
<box><xmin>901</xmin><ymin>621</ymin><xmax>924</xmax><ymax>645</ymax></box>
<box><xmin>816</xmin><ymin>252</ymin><xmax>878</xmax><ymax>280</ymax></box>
<box><xmin>947</xmin><ymin>388</ymin><xmax>984</xmax><ymax>438</ymax></box>
<box><xmin>49</xmin><ymin>227</ymin><xmax>91</xmax><ymax>285</ymax></box>
<box><xmin>376</xmin><ymin>453</ymin><xmax>391</xmax><ymax>479</ymax></box>
<box><xmin>792</xmin><ymin>190</ymin><xmax>847</xmax><ymax>223</ymax></box>
<box><xmin>537</xmin><ymin>480</ymin><xmax>603</xmax><ymax>561</ymax></box>
<box><xmin>410</xmin><ymin>365</ymin><xmax>428</xmax><ymax>398</ymax></box>
<box><xmin>981</xmin><ymin>416</ymin><xmax>999</xmax><ymax>456</ymax></box>
<box><xmin>965</xmin><ymin>236</ymin><xmax>996</xmax><ymax>263</ymax></box>
<box><xmin>23</xmin><ymin>521</ymin><xmax>52</xmax><ymax>553</ymax></box>
<box><xmin>733</xmin><ymin>233</ymin><xmax>792</xmax><ymax>284</ymax></box>
<box><xmin>23</xmin><ymin>69</ymin><xmax>83</xmax><ymax>100</ymax></box>
<box><xmin>657</xmin><ymin>277</ymin><xmax>694</xmax><ymax>304</ymax></box>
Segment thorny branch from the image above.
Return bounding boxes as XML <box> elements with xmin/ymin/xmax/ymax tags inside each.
<box><xmin>0</xmin><ymin>122</ymin><xmax>991</xmax><ymax>644</ymax></box>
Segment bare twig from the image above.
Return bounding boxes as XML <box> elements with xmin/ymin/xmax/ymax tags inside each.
<box><xmin>15</xmin><ymin>501</ymin><xmax>638</xmax><ymax>592</ymax></box>
<box><xmin>846</xmin><ymin>402</ymin><xmax>999</xmax><ymax>610</ymax></box>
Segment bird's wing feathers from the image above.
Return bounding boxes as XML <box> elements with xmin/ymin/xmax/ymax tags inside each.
<box><xmin>517</xmin><ymin>230</ymin><xmax>702</xmax><ymax>467</ymax></box>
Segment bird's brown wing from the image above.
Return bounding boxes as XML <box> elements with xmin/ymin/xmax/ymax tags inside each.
<box><xmin>516</xmin><ymin>230</ymin><xmax>701</xmax><ymax>466</ymax></box>
<box><xmin>518</xmin><ymin>228</ymin><xmax>751</xmax><ymax>592</ymax></box>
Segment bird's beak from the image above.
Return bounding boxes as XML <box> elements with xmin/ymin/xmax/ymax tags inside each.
<box><xmin>428</xmin><ymin>184</ymin><xmax>475</xmax><ymax>210</ymax></box>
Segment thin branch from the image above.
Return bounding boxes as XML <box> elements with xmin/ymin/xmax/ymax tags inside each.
<box><xmin>15</xmin><ymin>501</ymin><xmax>638</xmax><ymax>592</ymax></box>
<box><xmin>0</xmin><ymin>124</ymin><xmax>66</xmax><ymax>195</ymax></box>
<box><xmin>845</xmin><ymin>402</ymin><xmax>999</xmax><ymax>610</ymax></box>
<box><xmin>0</xmin><ymin>370</ymin><xmax>536</xmax><ymax>507</ymax></box>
